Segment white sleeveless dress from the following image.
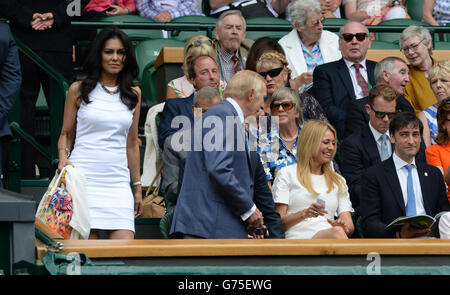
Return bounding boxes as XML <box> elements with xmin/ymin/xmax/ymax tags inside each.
<box><xmin>69</xmin><ymin>82</ymin><xmax>135</xmax><ymax>232</ymax></box>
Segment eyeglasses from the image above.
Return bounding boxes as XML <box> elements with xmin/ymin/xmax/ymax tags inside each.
<box><xmin>341</xmin><ymin>33</ymin><xmax>368</xmax><ymax>42</ymax></box>
<box><xmin>270</xmin><ymin>101</ymin><xmax>294</xmax><ymax>112</ymax></box>
<box><xmin>258</xmin><ymin>67</ymin><xmax>284</xmax><ymax>79</ymax></box>
<box><xmin>187</xmin><ymin>39</ymin><xmax>213</xmax><ymax>51</ymax></box>
<box><xmin>370</xmin><ymin>104</ymin><xmax>396</xmax><ymax>119</ymax></box>
<box><xmin>400</xmin><ymin>39</ymin><xmax>424</xmax><ymax>53</ymax></box>
<box><xmin>306</xmin><ymin>17</ymin><xmax>325</xmax><ymax>27</ymax></box>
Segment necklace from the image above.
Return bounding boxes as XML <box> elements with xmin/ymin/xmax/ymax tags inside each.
<box><xmin>280</xmin><ymin>133</ymin><xmax>298</xmax><ymax>142</ymax></box>
<box><xmin>100</xmin><ymin>83</ymin><xmax>119</xmax><ymax>95</ymax></box>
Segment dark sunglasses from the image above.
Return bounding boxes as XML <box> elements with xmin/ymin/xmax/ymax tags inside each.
<box><xmin>341</xmin><ymin>33</ymin><xmax>368</xmax><ymax>42</ymax></box>
<box><xmin>258</xmin><ymin>67</ymin><xmax>284</xmax><ymax>79</ymax></box>
<box><xmin>270</xmin><ymin>101</ymin><xmax>294</xmax><ymax>112</ymax></box>
<box><xmin>370</xmin><ymin>104</ymin><xmax>396</xmax><ymax>119</ymax></box>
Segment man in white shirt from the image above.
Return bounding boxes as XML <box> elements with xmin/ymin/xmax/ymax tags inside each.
<box><xmin>360</xmin><ymin>112</ymin><xmax>450</xmax><ymax>238</ymax></box>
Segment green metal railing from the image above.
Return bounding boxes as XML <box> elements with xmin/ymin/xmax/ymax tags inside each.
<box><xmin>8</xmin><ymin>38</ymin><xmax>68</xmax><ymax>193</ymax></box>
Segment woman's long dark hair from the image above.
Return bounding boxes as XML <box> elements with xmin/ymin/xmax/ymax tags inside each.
<box><xmin>81</xmin><ymin>26</ymin><xmax>139</xmax><ymax>110</ymax></box>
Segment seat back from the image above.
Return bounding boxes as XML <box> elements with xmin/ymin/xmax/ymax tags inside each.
<box><xmin>135</xmin><ymin>38</ymin><xmax>185</xmax><ymax>82</ymax></box>
<box><xmin>170</xmin><ymin>15</ymin><xmax>217</xmax><ymax>41</ymax></box>
<box><xmin>405</xmin><ymin>0</ymin><xmax>424</xmax><ymax>21</ymax></box>
<box><xmin>99</xmin><ymin>15</ymin><xmax>164</xmax><ymax>41</ymax></box>
<box><xmin>375</xmin><ymin>18</ymin><xmax>430</xmax><ymax>44</ymax></box>
<box><xmin>245</xmin><ymin>17</ymin><xmax>292</xmax><ymax>41</ymax></box>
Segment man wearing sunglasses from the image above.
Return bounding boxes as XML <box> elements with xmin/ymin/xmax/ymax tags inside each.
<box><xmin>341</xmin><ymin>85</ymin><xmax>426</xmax><ymax>222</ymax></box>
<box><xmin>312</xmin><ymin>21</ymin><xmax>376</xmax><ymax>139</ymax></box>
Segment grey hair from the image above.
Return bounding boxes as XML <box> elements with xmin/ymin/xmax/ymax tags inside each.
<box><xmin>288</xmin><ymin>0</ymin><xmax>321</xmax><ymax>28</ymax></box>
<box><xmin>193</xmin><ymin>86</ymin><xmax>222</xmax><ymax>106</ymax></box>
<box><xmin>216</xmin><ymin>10</ymin><xmax>246</xmax><ymax>31</ymax></box>
<box><xmin>271</xmin><ymin>87</ymin><xmax>303</xmax><ymax>125</ymax></box>
<box><xmin>374</xmin><ymin>56</ymin><xmax>407</xmax><ymax>83</ymax></box>
<box><xmin>399</xmin><ymin>25</ymin><xmax>432</xmax><ymax>54</ymax></box>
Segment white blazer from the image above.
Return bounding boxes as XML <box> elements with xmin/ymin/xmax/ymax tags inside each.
<box><xmin>278</xmin><ymin>29</ymin><xmax>342</xmax><ymax>79</ymax></box>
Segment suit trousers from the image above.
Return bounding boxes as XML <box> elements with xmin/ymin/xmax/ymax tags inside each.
<box><xmin>19</xmin><ymin>50</ymin><xmax>73</xmax><ymax>179</ymax></box>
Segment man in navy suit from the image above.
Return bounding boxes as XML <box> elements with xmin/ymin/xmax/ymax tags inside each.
<box><xmin>360</xmin><ymin>112</ymin><xmax>450</xmax><ymax>238</ymax></box>
<box><xmin>170</xmin><ymin>70</ymin><xmax>267</xmax><ymax>238</ymax></box>
<box><xmin>341</xmin><ymin>84</ymin><xmax>425</xmax><ymax>216</ymax></box>
<box><xmin>158</xmin><ymin>55</ymin><xmax>221</xmax><ymax>149</ymax></box>
<box><xmin>312</xmin><ymin>21</ymin><xmax>376</xmax><ymax>139</ymax></box>
<box><xmin>0</xmin><ymin>23</ymin><xmax>21</xmax><ymax>187</ymax></box>
<box><xmin>344</xmin><ymin>56</ymin><xmax>414</xmax><ymax>138</ymax></box>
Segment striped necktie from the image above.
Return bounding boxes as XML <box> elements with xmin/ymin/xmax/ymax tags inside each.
<box><xmin>353</xmin><ymin>63</ymin><xmax>369</xmax><ymax>97</ymax></box>
<box><xmin>232</xmin><ymin>55</ymin><xmax>239</xmax><ymax>73</ymax></box>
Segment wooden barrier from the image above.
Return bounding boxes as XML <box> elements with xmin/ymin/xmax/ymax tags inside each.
<box><xmin>35</xmin><ymin>238</ymin><xmax>450</xmax><ymax>260</ymax></box>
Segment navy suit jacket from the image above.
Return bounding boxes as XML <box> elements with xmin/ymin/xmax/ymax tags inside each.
<box><xmin>312</xmin><ymin>58</ymin><xmax>376</xmax><ymax>139</ymax></box>
<box><xmin>341</xmin><ymin>124</ymin><xmax>427</xmax><ymax>215</ymax></box>
<box><xmin>0</xmin><ymin>23</ymin><xmax>21</xmax><ymax>141</ymax></box>
<box><xmin>344</xmin><ymin>95</ymin><xmax>414</xmax><ymax>138</ymax></box>
<box><xmin>170</xmin><ymin>100</ymin><xmax>255</xmax><ymax>238</ymax></box>
<box><xmin>360</xmin><ymin>157</ymin><xmax>450</xmax><ymax>238</ymax></box>
<box><xmin>158</xmin><ymin>94</ymin><xmax>194</xmax><ymax>149</ymax></box>
<box><xmin>250</xmin><ymin>151</ymin><xmax>285</xmax><ymax>238</ymax></box>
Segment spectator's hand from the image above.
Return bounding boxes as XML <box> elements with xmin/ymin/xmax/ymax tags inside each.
<box><xmin>133</xmin><ymin>186</ymin><xmax>143</xmax><ymax>218</ymax></box>
<box><xmin>57</xmin><ymin>159</ymin><xmax>74</xmax><ymax>174</ymax></box>
<box><xmin>293</xmin><ymin>72</ymin><xmax>313</xmax><ymax>88</ymax></box>
<box><xmin>398</xmin><ymin>222</ymin><xmax>431</xmax><ymax>239</ymax></box>
<box><xmin>327</xmin><ymin>218</ymin><xmax>349</xmax><ymax>234</ymax></box>
<box><xmin>303</xmin><ymin>202</ymin><xmax>328</xmax><ymax>218</ymax></box>
<box><xmin>247</xmin><ymin>207</ymin><xmax>264</xmax><ymax>231</ymax></box>
<box><xmin>248</xmin><ymin>225</ymin><xmax>269</xmax><ymax>239</ymax></box>
<box><xmin>106</xmin><ymin>5</ymin><xmax>129</xmax><ymax>16</ymax></box>
<box><xmin>154</xmin><ymin>11</ymin><xmax>172</xmax><ymax>22</ymax></box>
<box><xmin>31</xmin><ymin>12</ymin><xmax>54</xmax><ymax>31</ymax></box>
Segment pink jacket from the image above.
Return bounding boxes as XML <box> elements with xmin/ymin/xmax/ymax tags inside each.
<box><xmin>84</xmin><ymin>0</ymin><xmax>136</xmax><ymax>12</ymax></box>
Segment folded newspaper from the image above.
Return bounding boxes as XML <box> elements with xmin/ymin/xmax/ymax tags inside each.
<box><xmin>385</xmin><ymin>215</ymin><xmax>436</xmax><ymax>231</ymax></box>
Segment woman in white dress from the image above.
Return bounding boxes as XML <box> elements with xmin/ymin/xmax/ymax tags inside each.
<box><xmin>57</xmin><ymin>27</ymin><xmax>143</xmax><ymax>239</ymax></box>
<box><xmin>272</xmin><ymin>120</ymin><xmax>354</xmax><ymax>239</ymax></box>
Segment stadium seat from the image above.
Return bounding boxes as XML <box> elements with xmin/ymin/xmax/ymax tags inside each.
<box><xmin>99</xmin><ymin>14</ymin><xmax>164</xmax><ymax>41</ymax></box>
<box><xmin>375</xmin><ymin>18</ymin><xmax>430</xmax><ymax>44</ymax></box>
<box><xmin>322</xmin><ymin>17</ymin><xmax>349</xmax><ymax>27</ymax></box>
<box><xmin>245</xmin><ymin>17</ymin><xmax>292</xmax><ymax>41</ymax></box>
<box><xmin>134</xmin><ymin>38</ymin><xmax>185</xmax><ymax>81</ymax></box>
<box><xmin>435</xmin><ymin>41</ymin><xmax>450</xmax><ymax>49</ymax></box>
<box><xmin>370</xmin><ymin>40</ymin><xmax>399</xmax><ymax>49</ymax></box>
<box><xmin>134</xmin><ymin>39</ymin><xmax>185</xmax><ymax>101</ymax></box>
<box><xmin>170</xmin><ymin>15</ymin><xmax>217</xmax><ymax>41</ymax></box>
<box><xmin>405</xmin><ymin>0</ymin><xmax>424</xmax><ymax>22</ymax></box>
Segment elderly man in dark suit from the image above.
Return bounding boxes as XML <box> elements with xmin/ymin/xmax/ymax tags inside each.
<box><xmin>0</xmin><ymin>23</ymin><xmax>21</xmax><ymax>187</ymax></box>
<box><xmin>344</xmin><ymin>56</ymin><xmax>414</xmax><ymax>138</ymax></box>
<box><xmin>312</xmin><ymin>21</ymin><xmax>376</xmax><ymax>139</ymax></box>
<box><xmin>360</xmin><ymin>112</ymin><xmax>450</xmax><ymax>238</ymax></box>
<box><xmin>170</xmin><ymin>70</ymin><xmax>267</xmax><ymax>239</ymax></box>
<box><xmin>163</xmin><ymin>87</ymin><xmax>284</xmax><ymax>238</ymax></box>
<box><xmin>158</xmin><ymin>55</ymin><xmax>221</xmax><ymax>149</ymax></box>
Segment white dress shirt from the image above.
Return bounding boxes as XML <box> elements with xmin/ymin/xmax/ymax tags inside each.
<box><xmin>368</xmin><ymin>122</ymin><xmax>392</xmax><ymax>160</ymax></box>
<box><xmin>343</xmin><ymin>58</ymin><xmax>369</xmax><ymax>99</ymax></box>
<box><xmin>392</xmin><ymin>153</ymin><xmax>426</xmax><ymax>215</ymax></box>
